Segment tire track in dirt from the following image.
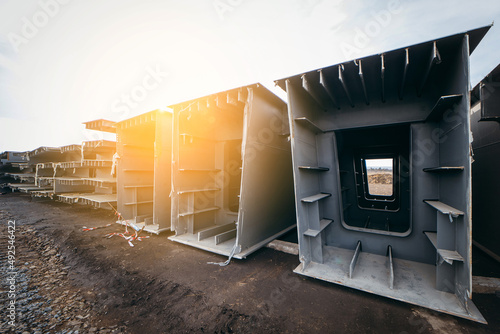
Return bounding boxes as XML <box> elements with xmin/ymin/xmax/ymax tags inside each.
<box><xmin>60</xmin><ymin>228</ymin><xmax>282</xmax><ymax>333</ymax></box>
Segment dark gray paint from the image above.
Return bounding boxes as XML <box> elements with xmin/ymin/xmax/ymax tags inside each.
<box><xmin>278</xmin><ymin>27</ymin><xmax>490</xmax><ymax>323</ymax></box>
<box><xmin>471</xmin><ymin>63</ymin><xmax>500</xmax><ymax>260</ymax></box>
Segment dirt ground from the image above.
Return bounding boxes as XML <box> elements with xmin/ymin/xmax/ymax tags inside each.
<box><xmin>1</xmin><ymin>192</ymin><xmax>499</xmax><ymax>333</ymax></box>
<box><xmin>367</xmin><ymin>171</ymin><xmax>393</xmax><ymax>196</ymax></box>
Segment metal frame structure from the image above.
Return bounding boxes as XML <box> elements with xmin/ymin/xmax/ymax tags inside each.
<box><xmin>33</xmin><ymin>145</ymin><xmax>85</xmax><ymax>198</ymax></box>
<box><xmin>275</xmin><ymin>26</ymin><xmax>490</xmax><ymax>323</ymax></box>
<box><xmin>60</xmin><ymin>120</ymin><xmax>119</xmax><ymax>208</ymax></box>
<box><xmin>470</xmin><ymin>63</ymin><xmax>500</xmax><ymax>262</ymax></box>
<box><xmin>53</xmin><ymin>140</ymin><xmax>117</xmax><ymax>208</ymax></box>
<box><xmin>115</xmin><ymin>110</ymin><xmax>172</xmax><ymax>234</ymax></box>
<box><xmin>21</xmin><ymin>120</ymin><xmax>119</xmax><ymax>208</ymax></box>
<box><xmin>9</xmin><ymin>147</ymin><xmax>67</xmax><ymax>193</ymax></box>
<box><xmin>0</xmin><ymin>151</ymin><xmax>26</xmax><ymax>165</ymax></box>
<box><xmin>169</xmin><ymin>84</ymin><xmax>295</xmax><ymax>259</ymax></box>
<box><xmin>0</xmin><ymin>151</ymin><xmax>27</xmax><ymax>192</ymax></box>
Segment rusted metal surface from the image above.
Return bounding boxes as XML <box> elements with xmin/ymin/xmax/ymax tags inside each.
<box><xmin>276</xmin><ymin>26</ymin><xmax>491</xmax><ymax>323</ymax></box>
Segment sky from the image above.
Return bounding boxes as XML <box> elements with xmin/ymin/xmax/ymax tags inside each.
<box><xmin>365</xmin><ymin>159</ymin><xmax>393</xmax><ymax>169</ymax></box>
<box><xmin>1</xmin><ymin>0</ymin><xmax>500</xmax><ymax>152</ymax></box>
